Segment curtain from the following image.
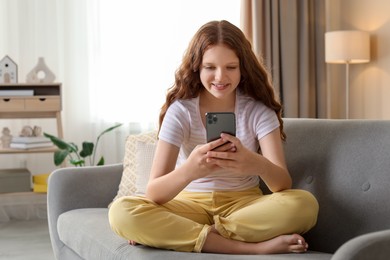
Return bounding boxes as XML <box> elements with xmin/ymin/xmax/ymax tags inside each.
<box><xmin>0</xmin><ymin>0</ymin><xmax>240</xmax><ymax>174</ymax></box>
<box><xmin>241</xmin><ymin>0</ymin><xmax>328</xmax><ymax>118</ymax></box>
<box><xmin>0</xmin><ymin>0</ymin><xmax>113</xmax><ymax>173</ymax></box>
<box><xmin>0</xmin><ymin>0</ymin><xmax>69</xmax><ymax>173</ymax></box>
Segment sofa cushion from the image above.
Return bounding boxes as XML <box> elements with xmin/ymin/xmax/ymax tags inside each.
<box><xmin>112</xmin><ymin>131</ymin><xmax>157</xmax><ymax>201</ymax></box>
<box><xmin>58</xmin><ymin>208</ymin><xmax>171</xmax><ymax>259</ymax></box>
<box><xmin>57</xmin><ymin>208</ymin><xmax>331</xmax><ymax>260</ymax></box>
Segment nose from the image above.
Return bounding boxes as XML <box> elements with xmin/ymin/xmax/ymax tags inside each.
<box><xmin>215</xmin><ymin>68</ymin><xmax>225</xmax><ymax>81</ymax></box>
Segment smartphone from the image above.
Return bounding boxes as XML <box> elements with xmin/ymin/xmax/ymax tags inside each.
<box><xmin>206</xmin><ymin>112</ymin><xmax>236</xmax><ymax>143</ymax></box>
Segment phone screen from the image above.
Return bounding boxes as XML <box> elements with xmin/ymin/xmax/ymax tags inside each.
<box><xmin>206</xmin><ymin>112</ymin><xmax>236</xmax><ymax>143</ymax></box>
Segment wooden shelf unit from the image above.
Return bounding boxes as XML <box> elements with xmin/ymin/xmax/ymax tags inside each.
<box><xmin>0</xmin><ymin>83</ymin><xmax>63</xmax><ymax>154</ymax></box>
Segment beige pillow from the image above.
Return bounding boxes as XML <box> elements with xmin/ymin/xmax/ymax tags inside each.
<box><xmin>112</xmin><ymin>130</ymin><xmax>157</xmax><ymax>201</ymax></box>
<box><xmin>134</xmin><ymin>141</ymin><xmax>156</xmax><ymax>196</ymax></box>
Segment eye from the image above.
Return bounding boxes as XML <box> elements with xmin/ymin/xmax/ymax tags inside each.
<box><xmin>226</xmin><ymin>66</ymin><xmax>238</xmax><ymax>70</ymax></box>
<box><xmin>203</xmin><ymin>66</ymin><xmax>215</xmax><ymax>70</ymax></box>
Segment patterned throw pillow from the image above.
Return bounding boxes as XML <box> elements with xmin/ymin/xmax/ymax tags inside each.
<box><xmin>112</xmin><ymin>130</ymin><xmax>158</xmax><ymax>201</ymax></box>
<box><xmin>134</xmin><ymin>141</ymin><xmax>156</xmax><ymax>196</ymax></box>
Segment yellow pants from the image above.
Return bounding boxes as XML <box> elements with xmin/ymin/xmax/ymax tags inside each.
<box><xmin>109</xmin><ymin>188</ymin><xmax>318</xmax><ymax>252</ymax></box>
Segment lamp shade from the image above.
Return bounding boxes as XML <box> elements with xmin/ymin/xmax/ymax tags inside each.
<box><xmin>325</xmin><ymin>30</ymin><xmax>370</xmax><ymax>64</ymax></box>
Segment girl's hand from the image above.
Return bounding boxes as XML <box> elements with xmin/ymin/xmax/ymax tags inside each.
<box><xmin>146</xmin><ymin>137</ymin><xmax>239</xmax><ymax>204</ymax></box>
<box><xmin>205</xmin><ymin>133</ymin><xmax>259</xmax><ymax>176</ymax></box>
<box><xmin>210</xmin><ymin>139</ymin><xmax>237</xmax><ymax>153</ymax></box>
<box><xmin>185</xmin><ymin>137</ymin><xmax>236</xmax><ymax>180</ymax></box>
<box><xmin>205</xmin><ymin>130</ymin><xmax>292</xmax><ymax>192</ymax></box>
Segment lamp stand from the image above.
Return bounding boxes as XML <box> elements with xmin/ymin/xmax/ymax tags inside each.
<box><xmin>345</xmin><ymin>61</ymin><xmax>350</xmax><ymax>119</ymax></box>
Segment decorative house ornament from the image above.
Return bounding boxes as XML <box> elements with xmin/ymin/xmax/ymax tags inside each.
<box><xmin>26</xmin><ymin>57</ymin><xmax>56</xmax><ymax>83</ymax></box>
<box><xmin>0</xmin><ymin>55</ymin><xmax>18</xmax><ymax>83</ymax></box>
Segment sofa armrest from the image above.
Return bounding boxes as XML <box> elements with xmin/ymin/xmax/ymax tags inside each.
<box><xmin>47</xmin><ymin>163</ymin><xmax>123</xmax><ymax>259</ymax></box>
<box><xmin>331</xmin><ymin>229</ymin><xmax>390</xmax><ymax>260</ymax></box>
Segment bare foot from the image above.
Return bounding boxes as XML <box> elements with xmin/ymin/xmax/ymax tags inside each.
<box><xmin>256</xmin><ymin>234</ymin><xmax>308</xmax><ymax>254</ymax></box>
<box><xmin>203</xmin><ymin>226</ymin><xmax>308</xmax><ymax>254</ymax></box>
<box><xmin>128</xmin><ymin>240</ymin><xmax>138</xmax><ymax>246</ymax></box>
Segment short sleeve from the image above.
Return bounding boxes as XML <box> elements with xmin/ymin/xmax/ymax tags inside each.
<box><xmin>255</xmin><ymin>106</ymin><xmax>280</xmax><ymax>140</ymax></box>
<box><xmin>158</xmin><ymin>101</ymin><xmax>190</xmax><ymax>148</ymax></box>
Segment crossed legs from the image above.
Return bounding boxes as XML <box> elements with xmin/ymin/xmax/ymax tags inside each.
<box><xmin>109</xmin><ymin>188</ymin><xmax>319</xmax><ymax>254</ymax></box>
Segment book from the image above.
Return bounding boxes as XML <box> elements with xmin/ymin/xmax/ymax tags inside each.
<box><xmin>10</xmin><ymin>142</ymin><xmax>53</xmax><ymax>149</ymax></box>
<box><xmin>33</xmin><ymin>173</ymin><xmax>50</xmax><ymax>193</ymax></box>
<box><xmin>11</xmin><ymin>136</ymin><xmax>51</xmax><ymax>144</ymax></box>
<box><xmin>0</xmin><ymin>90</ymin><xmax>34</xmax><ymax>96</ymax></box>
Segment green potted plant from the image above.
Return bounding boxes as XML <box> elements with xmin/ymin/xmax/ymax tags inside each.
<box><xmin>44</xmin><ymin>123</ymin><xmax>122</xmax><ymax>167</ymax></box>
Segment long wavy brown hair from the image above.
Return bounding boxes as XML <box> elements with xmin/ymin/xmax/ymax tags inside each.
<box><xmin>159</xmin><ymin>20</ymin><xmax>286</xmax><ymax>140</ymax></box>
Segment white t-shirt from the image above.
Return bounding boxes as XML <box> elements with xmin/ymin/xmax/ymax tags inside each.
<box><xmin>159</xmin><ymin>90</ymin><xmax>280</xmax><ymax>192</ymax></box>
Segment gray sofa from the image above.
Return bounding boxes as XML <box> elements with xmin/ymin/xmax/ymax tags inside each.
<box><xmin>47</xmin><ymin>119</ymin><xmax>390</xmax><ymax>260</ymax></box>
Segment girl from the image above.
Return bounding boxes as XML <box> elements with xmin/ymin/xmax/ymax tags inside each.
<box><xmin>109</xmin><ymin>20</ymin><xmax>318</xmax><ymax>255</ymax></box>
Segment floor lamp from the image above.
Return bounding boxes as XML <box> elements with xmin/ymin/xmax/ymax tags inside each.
<box><xmin>325</xmin><ymin>30</ymin><xmax>370</xmax><ymax>119</ymax></box>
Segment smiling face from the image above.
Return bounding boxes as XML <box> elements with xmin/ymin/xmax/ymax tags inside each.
<box><xmin>199</xmin><ymin>44</ymin><xmax>241</xmax><ymax>103</ymax></box>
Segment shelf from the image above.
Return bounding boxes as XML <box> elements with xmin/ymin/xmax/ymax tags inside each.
<box><xmin>0</xmin><ymin>146</ymin><xmax>58</xmax><ymax>154</ymax></box>
<box><xmin>0</xmin><ymin>83</ymin><xmax>61</xmax><ymax>96</ymax></box>
<box><xmin>0</xmin><ymin>83</ymin><xmax>63</xmax><ymax>157</ymax></box>
<box><xmin>0</xmin><ymin>111</ymin><xmax>60</xmax><ymax>119</ymax></box>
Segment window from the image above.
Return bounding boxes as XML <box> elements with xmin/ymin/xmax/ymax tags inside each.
<box><xmin>88</xmin><ymin>0</ymin><xmax>240</xmax><ymax>126</ymax></box>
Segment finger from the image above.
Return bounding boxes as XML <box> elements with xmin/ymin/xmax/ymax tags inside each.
<box><xmin>228</xmin><ymin>146</ymin><xmax>237</xmax><ymax>152</ymax></box>
<box><xmin>206</xmin><ymin>157</ymin><xmax>235</xmax><ymax>169</ymax></box>
<box><xmin>204</xmin><ymin>138</ymin><xmax>227</xmax><ymax>152</ymax></box>
<box><xmin>207</xmin><ymin>149</ymin><xmax>234</xmax><ymax>160</ymax></box>
<box><xmin>211</xmin><ymin>141</ymin><xmax>235</xmax><ymax>152</ymax></box>
<box><xmin>206</xmin><ymin>151</ymin><xmax>236</xmax><ymax>165</ymax></box>
<box><xmin>220</xmin><ymin>133</ymin><xmax>240</xmax><ymax>147</ymax></box>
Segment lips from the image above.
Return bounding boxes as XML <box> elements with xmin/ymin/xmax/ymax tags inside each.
<box><xmin>213</xmin><ymin>83</ymin><xmax>228</xmax><ymax>90</ymax></box>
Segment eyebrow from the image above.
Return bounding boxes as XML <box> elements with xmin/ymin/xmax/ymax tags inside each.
<box><xmin>202</xmin><ymin>62</ymin><xmax>239</xmax><ymax>66</ymax></box>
